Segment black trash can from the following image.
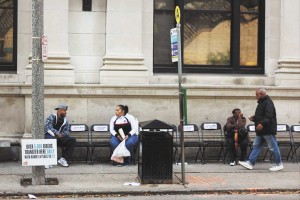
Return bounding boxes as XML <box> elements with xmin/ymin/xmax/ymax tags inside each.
<box><xmin>138</xmin><ymin>119</ymin><xmax>174</xmax><ymax>184</ymax></box>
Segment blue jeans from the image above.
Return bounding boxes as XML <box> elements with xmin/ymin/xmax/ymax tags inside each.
<box><xmin>110</xmin><ymin>135</ymin><xmax>138</xmax><ymax>158</ymax></box>
<box><xmin>248</xmin><ymin>134</ymin><xmax>282</xmax><ymax>165</ymax></box>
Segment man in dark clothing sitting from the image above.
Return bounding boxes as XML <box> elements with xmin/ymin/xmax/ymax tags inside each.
<box><xmin>44</xmin><ymin>104</ymin><xmax>76</xmax><ymax>168</ymax></box>
<box><xmin>225</xmin><ymin>108</ymin><xmax>249</xmax><ymax>166</ymax></box>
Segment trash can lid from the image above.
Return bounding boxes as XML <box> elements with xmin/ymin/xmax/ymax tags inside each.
<box><xmin>139</xmin><ymin>119</ymin><xmax>174</xmax><ymax>130</ymax></box>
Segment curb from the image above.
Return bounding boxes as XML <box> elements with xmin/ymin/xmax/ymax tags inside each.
<box><xmin>1</xmin><ymin>188</ymin><xmax>299</xmax><ymax>198</ymax></box>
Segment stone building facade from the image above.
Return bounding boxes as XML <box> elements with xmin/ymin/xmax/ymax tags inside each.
<box><xmin>0</xmin><ymin>0</ymin><xmax>299</xmax><ymax>150</ymax></box>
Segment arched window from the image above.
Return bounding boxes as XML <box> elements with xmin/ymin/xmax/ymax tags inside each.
<box><xmin>0</xmin><ymin>0</ymin><xmax>17</xmax><ymax>71</ymax></box>
<box><xmin>154</xmin><ymin>0</ymin><xmax>265</xmax><ymax>74</ymax></box>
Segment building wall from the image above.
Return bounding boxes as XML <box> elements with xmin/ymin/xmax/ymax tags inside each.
<box><xmin>0</xmin><ymin>0</ymin><xmax>299</xmax><ymax>152</ymax></box>
<box><xmin>69</xmin><ymin>0</ymin><xmax>106</xmax><ymax>84</ymax></box>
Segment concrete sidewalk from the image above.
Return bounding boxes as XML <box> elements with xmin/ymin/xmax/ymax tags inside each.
<box><xmin>0</xmin><ymin>161</ymin><xmax>299</xmax><ymax>196</ymax></box>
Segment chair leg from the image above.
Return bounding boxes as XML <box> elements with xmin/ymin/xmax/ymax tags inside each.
<box><xmin>286</xmin><ymin>146</ymin><xmax>293</xmax><ymax>161</ymax></box>
<box><xmin>269</xmin><ymin>152</ymin><xmax>273</xmax><ymax>163</ymax></box>
<box><xmin>195</xmin><ymin>146</ymin><xmax>202</xmax><ymax>162</ymax></box>
<box><xmin>217</xmin><ymin>144</ymin><xmax>224</xmax><ymax>162</ymax></box>
<box><xmin>174</xmin><ymin>147</ymin><xmax>178</xmax><ymax>163</ymax></box>
<box><xmin>90</xmin><ymin>147</ymin><xmax>95</xmax><ymax>165</ymax></box>
<box><xmin>177</xmin><ymin>152</ymin><xmax>181</xmax><ymax>164</ymax></box>
<box><xmin>201</xmin><ymin>145</ymin><xmax>208</xmax><ymax>164</ymax></box>
<box><xmin>263</xmin><ymin>148</ymin><xmax>270</xmax><ymax>161</ymax></box>
<box><xmin>86</xmin><ymin>147</ymin><xmax>90</xmax><ymax>164</ymax></box>
<box><xmin>291</xmin><ymin>145</ymin><xmax>299</xmax><ymax>163</ymax></box>
<box><xmin>247</xmin><ymin>144</ymin><xmax>253</xmax><ymax>159</ymax></box>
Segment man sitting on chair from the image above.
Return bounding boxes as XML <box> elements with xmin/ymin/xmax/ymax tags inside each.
<box><xmin>224</xmin><ymin>108</ymin><xmax>249</xmax><ymax>166</ymax></box>
<box><xmin>44</xmin><ymin>104</ymin><xmax>76</xmax><ymax>168</ymax></box>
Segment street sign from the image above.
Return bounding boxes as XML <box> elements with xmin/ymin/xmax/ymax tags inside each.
<box><xmin>175</xmin><ymin>6</ymin><xmax>181</xmax><ymax>24</ymax></box>
<box><xmin>22</xmin><ymin>139</ymin><xmax>57</xmax><ymax>166</ymax></box>
<box><xmin>170</xmin><ymin>28</ymin><xmax>178</xmax><ymax>62</ymax></box>
<box><xmin>42</xmin><ymin>36</ymin><xmax>47</xmax><ymax>45</ymax></box>
<box><xmin>42</xmin><ymin>36</ymin><xmax>48</xmax><ymax>62</ymax></box>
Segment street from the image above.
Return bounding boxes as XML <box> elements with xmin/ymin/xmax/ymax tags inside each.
<box><xmin>42</xmin><ymin>193</ymin><xmax>300</xmax><ymax>200</ymax></box>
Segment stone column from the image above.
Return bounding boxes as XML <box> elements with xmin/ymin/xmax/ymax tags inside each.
<box><xmin>100</xmin><ymin>0</ymin><xmax>148</xmax><ymax>84</ymax></box>
<box><xmin>275</xmin><ymin>0</ymin><xmax>300</xmax><ymax>86</ymax></box>
<box><xmin>26</xmin><ymin>0</ymin><xmax>74</xmax><ymax>84</ymax></box>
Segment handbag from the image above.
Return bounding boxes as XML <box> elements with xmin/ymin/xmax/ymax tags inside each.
<box><xmin>111</xmin><ymin>140</ymin><xmax>131</xmax><ymax>163</ymax></box>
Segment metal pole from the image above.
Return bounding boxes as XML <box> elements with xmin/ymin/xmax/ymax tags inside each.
<box><xmin>177</xmin><ymin>23</ymin><xmax>185</xmax><ymax>185</ymax></box>
<box><xmin>183</xmin><ymin>88</ymin><xmax>187</xmax><ymax>125</ymax></box>
<box><xmin>32</xmin><ymin>0</ymin><xmax>45</xmax><ymax>185</ymax></box>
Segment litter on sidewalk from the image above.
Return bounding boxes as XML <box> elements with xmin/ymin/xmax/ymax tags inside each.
<box><xmin>28</xmin><ymin>194</ymin><xmax>37</xmax><ymax>199</ymax></box>
<box><xmin>123</xmin><ymin>182</ymin><xmax>141</xmax><ymax>186</ymax></box>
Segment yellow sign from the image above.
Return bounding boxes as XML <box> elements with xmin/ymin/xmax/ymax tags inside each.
<box><xmin>175</xmin><ymin>6</ymin><xmax>180</xmax><ymax>24</ymax></box>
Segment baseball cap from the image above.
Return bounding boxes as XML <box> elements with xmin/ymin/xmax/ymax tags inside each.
<box><xmin>55</xmin><ymin>103</ymin><xmax>68</xmax><ymax>110</ymax></box>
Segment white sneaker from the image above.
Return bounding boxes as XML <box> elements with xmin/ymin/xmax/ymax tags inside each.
<box><xmin>238</xmin><ymin>161</ymin><xmax>253</xmax><ymax>170</ymax></box>
<box><xmin>229</xmin><ymin>161</ymin><xmax>236</xmax><ymax>166</ymax></box>
<box><xmin>269</xmin><ymin>164</ymin><xmax>284</xmax><ymax>172</ymax></box>
<box><xmin>58</xmin><ymin>157</ymin><xmax>69</xmax><ymax>167</ymax></box>
<box><xmin>44</xmin><ymin>165</ymin><xmax>53</xmax><ymax>169</ymax></box>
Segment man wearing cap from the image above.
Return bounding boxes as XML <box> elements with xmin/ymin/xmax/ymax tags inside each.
<box><xmin>44</xmin><ymin>104</ymin><xmax>76</xmax><ymax>167</ymax></box>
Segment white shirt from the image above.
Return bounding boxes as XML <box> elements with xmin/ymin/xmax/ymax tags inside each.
<box><xmin>109</xmin><ymin>114</ymin><xmax>139</xmax><ymax>136</ymax></box>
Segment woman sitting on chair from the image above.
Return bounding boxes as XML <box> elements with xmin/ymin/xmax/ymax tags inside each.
<box><xmin>109</xmin><ymin>105</ymin><xmax>139</xmax><ymax>166</ymax></box>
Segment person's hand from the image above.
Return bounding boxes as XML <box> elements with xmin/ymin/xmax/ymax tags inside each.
<box><xmin>125</xmin><ymin>135</ymin><xmax>129</xmax><ymax>140</ymax></box>
<box><xmin>248</xmin><ymin>116</ymin><xmax>254</xmax><ymax>122</ymax></box>
<box><xmin>56</xmin><ymin>133</ymin><xmax>63</xmax><ymax>138</ymax></box>
<box><xmin>117</xmin><ymin>135</ymin><xmax>123</xmax><ymax>141</ymax></box>
<box><xmin>256</xmin><ymin>124</ymin><xmax>263</xmax><ymax>131</ymax></box>
<box><xmin>239</xmin><ymin>112</ymin><xmax>244</xmax><ymax>118</ymax></box>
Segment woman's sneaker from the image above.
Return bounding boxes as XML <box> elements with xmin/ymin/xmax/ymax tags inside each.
<box><xmin>269</xmin><ymin>164</ymin><xmax>284</xmax><ymax>172</ymax></box>
<box><xmin>229</xmin><ymin>161</ymin><xmax>236</xmax><ymax>166</ymax></box>
<box><xmin>58</xmin><ymin>157</ymin><xmax>69</xmax><ymax>167</ymax></box>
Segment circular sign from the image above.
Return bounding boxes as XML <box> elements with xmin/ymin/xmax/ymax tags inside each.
<box><xmin>175</xmin><ymin>6</ymin><xmax>180</xmax><ymax>24</ymax></box>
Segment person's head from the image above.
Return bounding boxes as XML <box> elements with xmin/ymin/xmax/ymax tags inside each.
<box><xmin>232</xmin><ymin>108</ymin><xmax>241</xmax><ymax>118</ymax></box>
<box><xmin>115</xmin><ymin>105</ymin><xmax>129</xmax><ymax>117</ymax></box>
<box><xmin>256</xmin><ymin>88</ymin><xmax>267</xmax><ymax>100</ymax></box>
<box><xmin>55</xmin><ymin>104</ymin><xmax>68</xmax><ymax>118</ymax></box>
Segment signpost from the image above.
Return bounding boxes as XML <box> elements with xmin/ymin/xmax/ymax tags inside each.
<box><xmin>171</xmin><ymin>6</ymin><xmax>186</xmax><ymax>185</ymax></box>
<box><xmin>32</xmin><ymin>0</ymin><xmax>45</xmax><ymax>185</ymax></box>
<box><xmin>42</xmin><ymin>36</ymin><xmax>48</xmax><ymax>62</ymax></box>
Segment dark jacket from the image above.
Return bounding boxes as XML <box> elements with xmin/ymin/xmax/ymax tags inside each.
<box><xmin>226</xmin><ymin>116</ymin><xmax>246</xmax><ymax>131</ymax></box>
<box><xmin>44</xmin><ymin>113</ymin><xmax>69</xmax><ymax>138</ymax></box>
<box><xmin>254</xmin><ymin>95</ymin><xmax>277</xmax><ymax>135</ymax></box>
<box><xmin>225</xmin><ymin>116</ymin><xmax>248</xmax><ymax>139</ymax></box>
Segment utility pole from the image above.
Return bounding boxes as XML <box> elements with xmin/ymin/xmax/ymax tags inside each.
<box><xmin>31</xmin><ymin>0</ymin><xmax>45</xmax><ymax>185</ymax></box>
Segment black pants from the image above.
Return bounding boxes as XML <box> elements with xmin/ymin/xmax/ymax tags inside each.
<box><xmin>58</xmin><ymin>136</ymin><xmax>76</xmax><ymax>161</ymax></box>
<box><xmin>225</xmin><ymin>128</ymin><xmax>248</xmax><ymax>162</ymax></box>
<box><xmin>45</xmin><ymin>134</ymin><xmax>76</xmax><ymax>161</ymax></box>
<box><xmin>227</xmin><ymin>137</ymin><xmax>248</xmax><ymax>162</ymax></box>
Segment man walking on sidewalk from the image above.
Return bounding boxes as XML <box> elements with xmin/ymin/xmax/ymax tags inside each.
<box><xmin>44</xmin><ymin>104</ymin><xmax>76</xmax><ymax>167</ymax></box>
<box><xmin>239</xmin><ymin>88</ymin><xmax>284</xmax><ymax>172</ymax></box>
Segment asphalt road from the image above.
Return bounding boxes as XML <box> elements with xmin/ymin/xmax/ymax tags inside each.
<box><xmin>19</xmin><ymin>193</ymin><xmax>299</xmax><ymax>200</ymax></box>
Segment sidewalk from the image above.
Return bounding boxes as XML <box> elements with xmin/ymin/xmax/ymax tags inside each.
<box><xmin>0</xmin><ymin>161</ymin><xmax>299</xmax><ymax>196</ymax></box>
